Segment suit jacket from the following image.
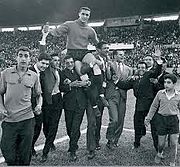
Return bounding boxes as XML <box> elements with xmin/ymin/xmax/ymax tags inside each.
<box><xmin>116</xmin><ymin>63</ymin><xmax>162</xmax><ymax>111</ymax></box>
<box><xmin>40</xmin><ymin>65</ymin><xmax>63</xmax><ymax>108</ymax></box>
<box><xmin>60</xmin><ymin>68</ymin><xmax>87</xmax><ymax>111</ymax></box>
<box><xmin>38</xmin><ymin>41</ymin><xmax>63</xmax><ymax>107</ymax></box>
<box><xmin>29</xmin><ymin>65</ymin><xmax>39</xmax><ymax>110</ymax></box>
<box><xmin>106</xmin><ymin>62</ymin><xmax>132</xmax><ymax>100</ymax></box>
<box><xmin>153</xmin><ymin>71</ymin><xmax>169</xmax><ymax>94</ymax></box>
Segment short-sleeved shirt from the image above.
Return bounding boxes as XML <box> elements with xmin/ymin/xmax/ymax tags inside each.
<box><xmin>0</xmin><ymin>66</ymin><xmax>42</xmax><ymax>122</ymax></box>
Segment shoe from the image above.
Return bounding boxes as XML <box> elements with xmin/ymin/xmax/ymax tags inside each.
<box><xmin>50</xmin><ymin>144</ymin><xmax>56</xmax><ymax>152</ymax></box>
<box><xmin>95</xmin><ymin>144</ymin><xmax>101</xmax><ymax>150</ymax></box>
<box><xmin>40</xmin><ymin>154</ymin><xmax>48</xmax><ymax>163</ymax></box>
<box><xmin>113</xmin><ymin>143</ymin><xmax>119</xmax><ymax>147</ymax></box>
<box><xmin>69</xmin><ymin>152</ymin><xmax>77</xmax><ymax>161</ymax></box>
<box><xmin>100</xmin><ymin>96</ymin><xmax>109</xmax><ymax>107</ymax></box>
<box><xmin>32</xmin><ymin>149</ymin><xmax>37</xmax><ymax>157</ymax></box>
<box><xmin>106</xmin><ymin>141</ymin><xmax>115</xmax><ymax>150</ymax></box>
<box><xmin>88</xmin><ymin>151</ymin><xmax>95</xmax><ymax>160</ymax></box>
<box><xmin>154</xmin><ymin>153</ymin><xmax>163</xmax><ymax>164</ymax></box>
<box><xmin>170</xmin><ymin>162</ymin><xmax>175</xmax><ymax>166</ymax></box>
<box><xmin>93</xmin><ymin>107</ymin><xmax>101</xmax><ymax>117</ymax></box>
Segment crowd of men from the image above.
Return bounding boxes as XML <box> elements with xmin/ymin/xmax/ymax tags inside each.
<box><xmin>0</xmin><ymin>6</ymin><xmax>180</xmax><ymax>166</ymax></box>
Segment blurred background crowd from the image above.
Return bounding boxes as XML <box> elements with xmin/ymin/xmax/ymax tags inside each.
<box><xmin>0</xmin><ymin>19</ymin><xmax>180</xmax><ymax>70</ymax></box>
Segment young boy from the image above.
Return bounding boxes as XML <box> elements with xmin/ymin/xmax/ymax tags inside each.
<box><xmin>145</xmin><ymin>74</ymin><xmax>180</xmax><ymax>166</ymax></box>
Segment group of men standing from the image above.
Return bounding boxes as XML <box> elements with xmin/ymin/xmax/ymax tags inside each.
<box><xmin>0</xmin><ymin>6</ymin><xmax>174</xmax><ymax>166</ymax></box>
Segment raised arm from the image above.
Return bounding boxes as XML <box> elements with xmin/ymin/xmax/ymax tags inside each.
<box><xmin>42</xmin><ymin>22</ymin><xmax>69</xmax><ymax>37</ymax></box>
<box><xmin>39</xmin><ymin>29</ymin><xmax>49</xmax><ymax>53</ymax></box>
<box><xmin>149</xmin><ymin>46</ymin><xmax>163</xmax><ymax>78</ymax></box>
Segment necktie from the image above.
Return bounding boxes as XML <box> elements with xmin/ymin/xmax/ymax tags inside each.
<box><xmin>117</xmin><ymin>63</ymin><xmax>123</xmax><ymax>80</ymax></box>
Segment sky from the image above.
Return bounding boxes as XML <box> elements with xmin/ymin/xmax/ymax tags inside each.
<box><xmin>0</xmin><ymin>0</ymin><xmax>179</xmax><ymax>26</ymax></box>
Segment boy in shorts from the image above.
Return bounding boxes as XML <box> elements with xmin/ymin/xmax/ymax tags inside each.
<box><xmin>145</xmin><ymin>74</ymin><xmax>180</xmax><ymax>166</ymax></box>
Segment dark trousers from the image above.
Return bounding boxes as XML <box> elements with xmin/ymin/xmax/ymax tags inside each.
<box><xmin>86</xmin><ymin>101</ymin><xmax>96</xmax><ymax>152</ymax></box>
<box><xmin>106</xmin><ymin>91</ymin><xmax>120</xmax><ymax>142</ymax></box>
<box><xmin>150</xmin><ymin>113</ymin><xmax>158</xmax><ymax>152</ymax></box>
<box><xmin>134</xmin><ymin>109</ymin><xmax>148</xmax><ymax>146</ymax></box>
<box><xmin>114</xmin><ymin>96</ymin><xmax>127</xmax><ymax>144</ymax></box>
<box><xmin>67</xmin><ymin>49</ymin><xmax>89</xmax><ymax>61</ymax></box>
<box><xmin>32</xmin><ymin>113</ymin><xmax>43</xmax><ymax>150</ymax></box>
<box><xmin>64</xmin><ymin>107</ymin><xmax>85</xmax><ymax>153</ymax></box>
<box><xmin>86</xmin><ymin>99</ymin><xmax>104</xmax><ymax>151</ymax></box>
<box><xmin>1</xmin><ymin>118</ymin><xmax>35</xmax><ymax>166</ymax></box>
<box><xmin>42</xmin><ymin>93</ymin><xmax>62</xmax><ymax>156</ymax></box>
<box><xmin>95</xmin><ymin>99</ymin><xmax>104</xmax><ymax>145</ymax></box>
<box><xmin>86</xmin><ymin>74</ymin><xmax>104</xmax><ymax>107</ymax></box>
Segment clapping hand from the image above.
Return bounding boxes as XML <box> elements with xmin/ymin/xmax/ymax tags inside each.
<box><xmin>69</xmin><ymin>80</ymin><xmax>80</xmax><ymax>87</ymax></box>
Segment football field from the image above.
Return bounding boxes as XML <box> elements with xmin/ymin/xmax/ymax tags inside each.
<box><xmin>0</xmin><ymin>73</ymin><xmax>180</xmax><ymax>166</ymax></box>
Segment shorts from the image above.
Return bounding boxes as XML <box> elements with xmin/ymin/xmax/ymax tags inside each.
<box><xmin>156</xmin><ymin>113</ymin><xmax>179</xmax><ymax>136</ymax></box>
<box><xmin>67</xmin><ymin>49</ymin><xmax>89</xmax><ymax>61</ymax></box>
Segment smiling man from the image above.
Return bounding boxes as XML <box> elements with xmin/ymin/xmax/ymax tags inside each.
<box><xmin>40</xmin><ymin>53</ymin><xmax>63</xmax><ymax>162</ymax></box>
<box><xmin>42</xmin><ymin>6</ymin><xmax>99</xmax><ymax>84</ymax></box>
<box><xmin>114</xmin><ymin>57</ymin><xmax>162</xmax><ymax>149</ymax></box>
<box><xmin>60</xmin><ymin>55</ymin><xmax>88</xmax><ymax>161</ymax></box>
<box><xmin>29</xmin><ymin>52</ymin><xmax>51</xmax><ymax>157</ymax></box>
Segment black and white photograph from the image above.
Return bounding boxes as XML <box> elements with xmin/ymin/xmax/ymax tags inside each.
<box><xmin>0</xmin><ymin>0</ymin><xmax>180</xmax><ymax>166</ymax></box>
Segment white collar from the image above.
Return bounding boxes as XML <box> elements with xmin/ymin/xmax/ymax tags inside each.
<box><xmin>162</xmin><ymin>89</ymin><xmax>178</xmax><ymax>100</ymax></box>
<box><xmin>34</xmin><ymin>64</ymin><xmax>41</xmax><ymax>75</ymax></box>
<box><xmin>147</xmin><ymin>66</ymin><xmax>153</xmax><ymax>71</ymax></box>
<box><xmin>162</xmin><ymin>89</ymin><xmax>179</xmax><ymax>95</ymax></box>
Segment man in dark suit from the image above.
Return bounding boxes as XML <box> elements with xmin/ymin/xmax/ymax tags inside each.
<box><xmin>60</xmin><ymin>55</ymin><xmax>88</xmax><ymax>161</ymax></box>
<box><xmin>29</xmin><ymin>53</ymin><xmax>51</xmax><ymax>157</ymax></box>
<box><xmin>115</xmin><ymin>59</ymin><xmax>162</xmax><ymax>148</ymax></box>
<box><xmin>37</xmin><ymin>30</ymin><xmax>63</xmax><ymax>162</ymax></box>
<box><xmin>40</xmin><ymin>53</ymin><xmax>63</xmax><ymax>162</ymax></box>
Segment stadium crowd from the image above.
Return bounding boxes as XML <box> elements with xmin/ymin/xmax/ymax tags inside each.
<box><xmin>0</xmin><ymin>20</ymin><xmax>180</xmax><ymax>68</ymax></box>
<box><xmin>0</xmin><ymin>6</ymin><xmax>180</xmax><ymax>166</ymax></box>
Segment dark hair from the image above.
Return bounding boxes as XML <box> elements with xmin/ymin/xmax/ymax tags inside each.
<box><xmin>144</xmin><ymin>54</ymin><xmax>153</xmax><ymax>59</ymax></box>
<box><xmin>16</xmin><ymin>46</ymin><xmax>31</xmax><ymax>56</ymax></box>
<box><xmin>79</xmin><ymin>7</ymin><xmax>91</xmax><ymax>13</ymax></box>
<box><xmin>96</xmin><ymin>41</ymin><xmax>108</xmax><ymax>50</ymax></box>
<box><xmin>112</xmin><ymin>50</ymin><xmax>125</xmax><ymax>56</ymax></box>
<box><xmin>164</xmin><ymin>74</ymin><xmax>177</xmax><ymax>84</ymax></box>
<box><xmin>137</xmin><ymin>61</ymin><xmax>148</xmax><ymax>69</ymax></box>
<box><xmin>50</xmin><ymin>53</ymin><xmax>59</xmax><ymax>58</ymax></box>
<box><xmin>38</xmin><ymin>53</ymin><xmax>51</xmax><ymax>61</ymax></box>
<box><xmin>64</xmin><ymin>54</ymin><xmax>74</xmax><ymax>61</ymax></box>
